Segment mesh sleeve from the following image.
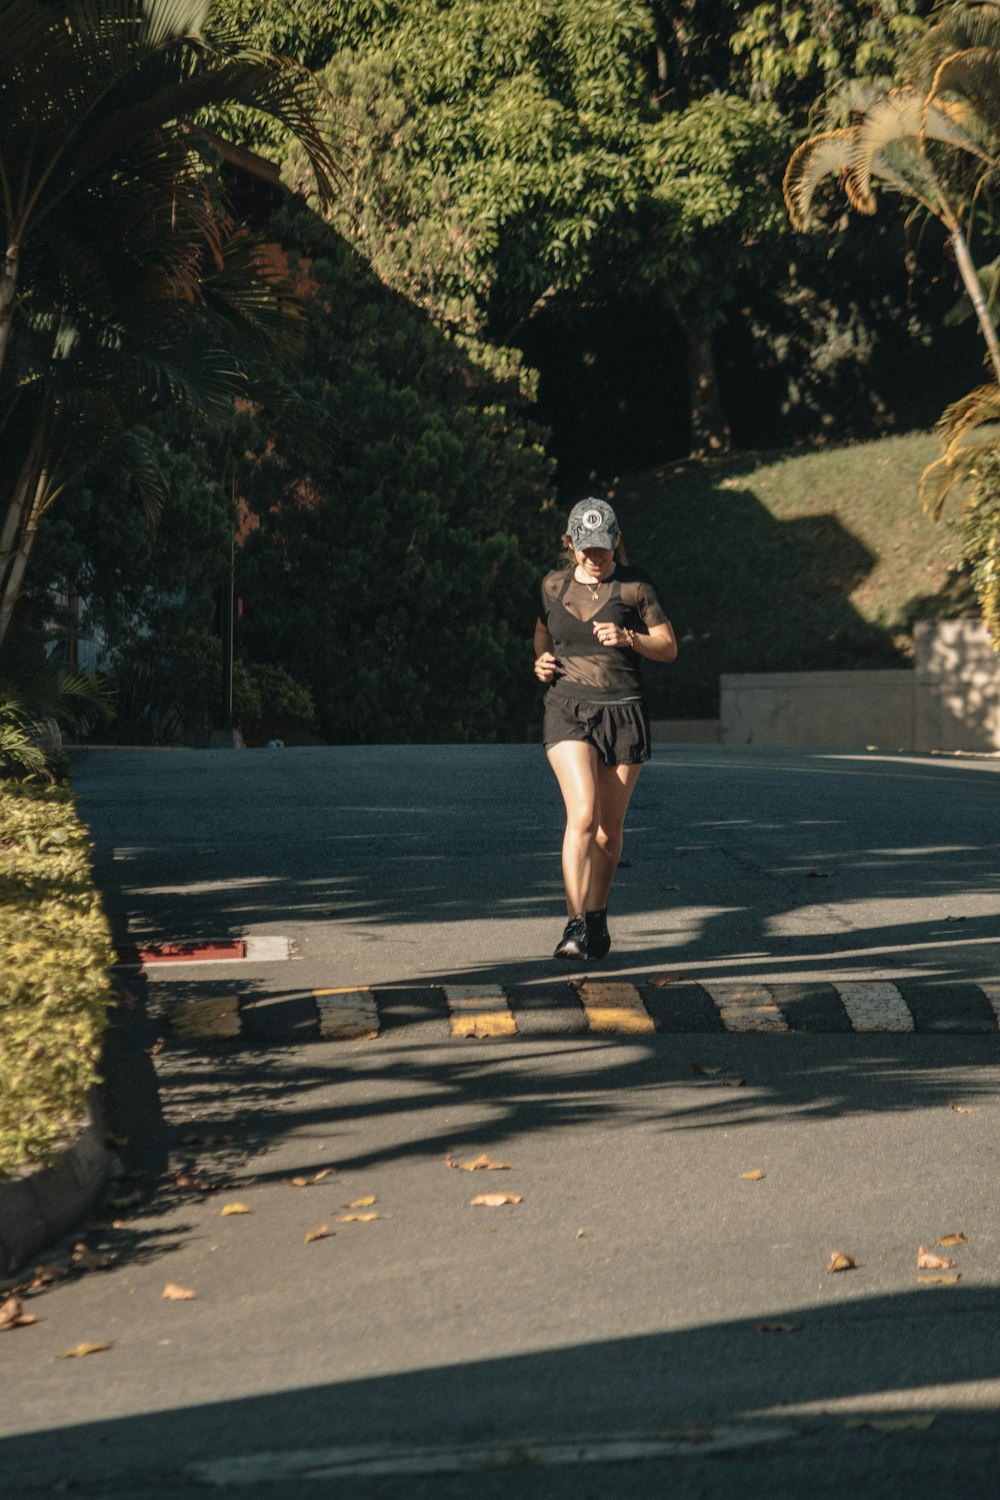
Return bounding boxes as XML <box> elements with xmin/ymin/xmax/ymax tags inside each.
<box><xmin>635</xmin><ymin>577</ymin><xmax>669</xmax><ymax>629</ymax></box>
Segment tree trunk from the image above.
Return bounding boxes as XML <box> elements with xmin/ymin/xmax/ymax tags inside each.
<box><xmin>0</xmin><ymin>402</ymin><xmax>50</xmax><ymax>652</ymax></box>
<box><xmin>0</xmin><ymin>238</ymin><xmax>20</xmax><ymax>390</ymax></box>
<box><xmin>949</xmin><ymin>224</ymin><xmax>1000</xmax><ymax>386</ymax></box>
<box><xmin>674</xmin><ymin>302</ymin><xmax>731</xmax><ymax>458</ymax></box>
<box><xmin>0</xmin><ymin>467</ymin><xmax>45</xmax><ymax>651</ymax></box>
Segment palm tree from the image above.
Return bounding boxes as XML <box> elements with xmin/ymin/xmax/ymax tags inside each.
<box><xmin>783</xmin><ymin>2</ymin><xmax>1000</xmax><ymax>648</ymax></box>
<box><xmin>0</xmin><ymin>0</ymin><xmax>340</xmax><ymax>648</ymax></box>
<box><xmin>783</xmin><ymin>82</ymin><xmax>1000</xmax><ymax>381</ymax></box>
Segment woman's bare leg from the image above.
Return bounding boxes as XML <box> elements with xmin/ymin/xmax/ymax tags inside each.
<box><xmin>545</xmin><ymin>740</ymin><xmax>600</xmax><ymax>916</ymax></box>
<box><xmin>588</xmin><ymin>760</ymin><xmax>643</xmax><ymax>911</ymax></box>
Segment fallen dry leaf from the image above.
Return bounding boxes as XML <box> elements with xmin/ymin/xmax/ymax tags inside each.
<box><xmin>755</xmin><ymin>1322</ymin><xmax>800</xmax><ymax>1334</ymax></box>
<box><xmin>469</xmin><ymin>1193</ymin><xmax>522</xmax><ymax>1207</ymax></box>
<box><xmin>938</xmin><ymin>1231</ymin><xmax>967</xmax><ymax>1246</ymax></box>
<box><xmin>651</xmin><ymin>973</ymin><xmax>684</xmax><ymax>987</ymax></box>
<box><xmin>723</xmin><ymin>1078</ymin><xmax>746</xmax><ymax>1088</ymax></box>
<box><xmin>0</xmin><ymin>1296</ymin><xmax>37</xmax><ymax>1331</ymax></box>
<box><xmin>289</xmin><ymin>1177</ymin><xmax>310</xmax><ymax>1188</ymax></box>
<box><xmin>162</xmin><ymin>1283</ymin><xmax>197</xmax><ymax>1301</ymax></box>
<box><xmin>826</xmin><ymin>1251</ymin><xmax>857</xmax><ymax>1273</ymax></box>
<box><xmin>304</xmin><ymin>1225</ymin><xmax>330</xmax><ymax>1243</ymax></box>
<box><xmin>337</xmin><ymin>1211</ymin><xmax>380</xmax><ymax>1223</ymax></box>
<box><xmin>57</xmin><ymin>1342</ymin><xmax>113</xmax><ymax>1358</ymax></box>
<box><xmin>740</xmin><ymin>1169</ymin><xmax>765</xmax><ymax>1181</ymax></box>
<box><xmin>220</xmin><ymin>1202</ymin><xmax>250</xmax><ymax>1216</ymax></box>
<box><xmin>445</xmin><ymin>1154</ymin><xmax>514</xmax><ymax>1172</ymax></box>
<box><xmin>312</xmin><ymin>1169</ymin><xmax>332</xmax><ymax>1183</ymax></box>
<box><xmin>690</xmin><ymin>1062</ymin><xmax>721</xmax><ymax>1076</ymax></box>
<box><xmin>950</xmin><ymin>1103</ymin><xmax>979</xmax><ymax>1114</ymax></box>
<box><xmin>348</xmin><ymin>1194</ymin><xmax>376</xmax><ymax>1207</ymax></box>
<box><xmin>917</xmin><ymin>1247</ymin><xmax>955</xmax><ymax>1270</ymax></box>
<box><xmin>28</xmin><ymin>1263</ymin><xmax>69</xmax><ymax>1288</ymax></box>
<box><xmin>174</xmin><ymin>1174</ymin><xmax>218</xmax><ymax>1194</ymax></box>
<box><xmin>72</xmin><ymin>1243</ymin><xmax>111</xmax><ymax>1272</ymax></box>
<box><xmin>916</xmin><ymin>1273</ymin><xmax>961</xmax><ymax>1285</ymax></box>
<box><xmin>844</xmin><ymin>1415</ymin><xmax>934</xmax><ymax>1432</ymax></box>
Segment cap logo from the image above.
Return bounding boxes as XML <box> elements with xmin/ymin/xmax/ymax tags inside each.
<box><xmin>582</xmin><ymin>509</ymin><xmax>603</xmax><ymax>531</ymax></box>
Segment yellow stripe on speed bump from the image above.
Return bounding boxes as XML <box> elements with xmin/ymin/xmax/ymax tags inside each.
<box><xmin>314</xmin><ymin>988</ymin><xmax>379</xmax><ymax>1040</ymax></box>
<box><xmin>577</xmin><ymin>981</ymin><xmax>655</xmax><ymax>1034</ymax></box>
<box><xmin>443</xmin><ymin>986</ymin><xmax>517</xmax><ymax>1039</ymax></box>
<box><xmin>166</xmin><ymin>994</ymin><xmax>241</xmax><ymax>1039</ymax></box>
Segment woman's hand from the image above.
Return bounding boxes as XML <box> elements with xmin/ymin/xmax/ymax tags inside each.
<box><xmin>592</xmin><ymin>621</ymin><xmax>634</xmax><ymax>649</ymax></box>
<box><xmin>534</xmin><ymin>651</ymin><xmax>559</xmax><ymax>683</ymax></box>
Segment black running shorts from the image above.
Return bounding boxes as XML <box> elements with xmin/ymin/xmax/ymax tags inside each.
<box><xmin>543</xmin><ymin>693</ymin><xmax>651</xmax><ymax>766</ymax></box>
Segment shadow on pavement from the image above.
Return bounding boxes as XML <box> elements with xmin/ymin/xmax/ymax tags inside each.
<box><xmin>4</xmin><ymin>1285</ymin><xmax>1000</xmax><ymax>1497</ymax></box>
<box><xmin>72</xmin><ymin>746</ymin><xmax>1000</xmax><ymax>988</ymax></box>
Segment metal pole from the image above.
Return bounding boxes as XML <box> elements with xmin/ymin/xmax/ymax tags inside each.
<box><xmin>221</xmin><ymin>529</ymin><xmax>235</xmax><ymax>732</ymax></box>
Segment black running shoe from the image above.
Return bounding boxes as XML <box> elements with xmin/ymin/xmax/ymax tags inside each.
<box><xmin>554</xmin><ymin>915</ymin><xmax>588</xmax><ymax>961</ymax></box>
<box><xmin>585</xmin><ymin>908</ymin><xmax>611</xmax><ymax>960</ymax></box>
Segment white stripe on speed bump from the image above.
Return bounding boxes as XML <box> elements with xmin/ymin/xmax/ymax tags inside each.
<box><xmin>836</xmin><ymin>982</ymin><xmax>914</xmax><ymax>1032</ymax></box>
<box><xmin>979</xmin><ymin>984</ymin><xmax>1000</xmax><ymax>1029</ymax></box>
<box><xmin>702</xmin><ymin>984</ymin><xmax>788</xmax><ymax>1033</ymax></box>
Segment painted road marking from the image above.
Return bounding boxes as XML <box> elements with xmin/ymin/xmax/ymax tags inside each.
<box><xmin>835</xmin><ymin>981</ymin><xmax>914</xmax><ymax>1032</ymax></box>
<box><xmin>314</xmin><ymin>988</ymin><xmax>379</xmax><ymax>1040</ymax></box>
<box><xmin>702</xmin><ymin>983</ymin><xmax>789</xmax><ymax>1033</ymax></box>
<box><xmin>120</xmin><ymin>935</ymin><xmax>292</xmax><ymax>970</ymax></box>
<box><xmin>577</xmin><ymin>981</ymin><xmax>655</xmax><ymax>1034</ymax></box>
<box><xmin>165</xmin><ymin>994</ymin><xmax>241</xmax><ymax>1039</ymax></box>
<box><xmin>980</xmin><ymin>984</ymin><xmax>1000</xmax><ymax>1029</ymax></box>
<box><xmin>443</xmin><ymin>986</ymin><xmax>518</xmax><ymax>1039</ymax></box>
<box><xmin>189</xmin><ymin>1425</ymin><xmax>797</xmax><ymax>1484</ymax></box>
<box><xmin>149</xmin><ymin>981</ymin><xmax>1000</xmax><ymax>1042</ymax></box>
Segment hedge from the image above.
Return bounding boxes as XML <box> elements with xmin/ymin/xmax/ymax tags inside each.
<box><xmin>0</xmin><ymin>782</ymin><xmax>114</xmax><ymax>1177</ymax></box>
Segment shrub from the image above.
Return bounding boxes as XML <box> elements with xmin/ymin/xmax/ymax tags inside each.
<box><xmin>0</xmin><ymin>783</ymin><xmax>114</xmax><ymax>1177</ymax></box>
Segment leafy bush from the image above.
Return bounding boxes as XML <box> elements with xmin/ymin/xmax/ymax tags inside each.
<box><xmin>951</xmin><ymin>452</ymin><xmax>1000</xmax><ymax>647</ymax></box>
<box><xmin>107</xmin><ymin>630</ymin><xmax>317</xmax><ymax>745</ymax></box>
<box><xmin>0</xmin><ymin>783</ymin><xmax>114</xmax><ymax>1177</ymax></box>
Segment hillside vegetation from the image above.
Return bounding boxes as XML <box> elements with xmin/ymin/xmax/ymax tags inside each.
<box><xmin>612</xmin><ymin>430</ymin><xmax>972</xmax><ymax>720</ymax></box>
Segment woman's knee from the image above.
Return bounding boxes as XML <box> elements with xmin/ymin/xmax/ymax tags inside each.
<box><xmin>595</xmin><ymin>824</ymin><xmax>623</xmax><ymax>858</ymax></box>
<box><xmin>566</xmin><ymin>805</ymin><xmax>599</xmax><ymax>838</ymax></box>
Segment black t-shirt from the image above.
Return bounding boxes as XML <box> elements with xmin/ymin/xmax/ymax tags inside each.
<box><xmin>539</xmin><ymin>565</ymin><xmax>669</xmax><ymax>703</ymax></box>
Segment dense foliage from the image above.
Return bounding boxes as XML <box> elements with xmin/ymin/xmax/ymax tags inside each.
<box><xmin>0</xmin><ymin>782</ymin><xmax>114</xmax><ymax>1175</ymax></box>
<box><xmin>215</xmin><ymin>0</ymin><xmax>950</xmax><ymax>468</ymax></box>
<box><xmin>0</xmin><ymin>0</ymin><xmax>338</xmax><ymax>651</ymax></box>
<box><xmin>234</xmin><ymin>210</ymin><xmax>558</xmax><ymax>744</ymax></box>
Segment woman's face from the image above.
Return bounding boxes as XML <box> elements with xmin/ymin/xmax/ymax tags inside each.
<box><xmin>575</xmin><ymin>545</ymin><xmax>616</xmax><ymax>582</ymax></box>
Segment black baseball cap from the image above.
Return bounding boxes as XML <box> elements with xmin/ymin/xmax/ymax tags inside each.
<box><xmin>567</xmin><ymin>498</ymin><xmax>620</xmax><ymax>552</ymax></box>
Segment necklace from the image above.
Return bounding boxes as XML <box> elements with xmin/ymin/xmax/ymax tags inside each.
<box><xmin>576</xmin><ymin>567</ymin><xmax>610</xmax><ymax>602</ymax></box>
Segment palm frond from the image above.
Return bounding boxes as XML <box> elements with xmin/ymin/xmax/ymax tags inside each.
<box><xmin>920</xmin><ymin>381</ymin><xmax>1000</xmax><ymax>516</ymax></box>
<box><xmin>783</xmin><ymin>130</ymin><xmax>858</xmax><ymax>229</ymax></box>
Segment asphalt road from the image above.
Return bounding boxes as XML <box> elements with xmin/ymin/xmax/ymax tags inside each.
<box><xmin>68</xmin><ymin>742</ymin><xmax>1000</xmax><ymax>990</ymax></box>
<box><xmin>3</xmin><ymin>744</ymin><xmax>1000</xmax><ymax>1499</ymax></box>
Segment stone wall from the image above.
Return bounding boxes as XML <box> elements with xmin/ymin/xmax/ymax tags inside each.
<box><xmin>718</xmin><ymin>621</ymin><xmax>1000</xmax><ymax>752</ymax></box>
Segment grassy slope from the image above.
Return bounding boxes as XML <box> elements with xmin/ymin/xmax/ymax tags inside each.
<box><xmin>612</xmin><ymin>430</ymin><xmax>973</xmax><ymax>719</ymax></box>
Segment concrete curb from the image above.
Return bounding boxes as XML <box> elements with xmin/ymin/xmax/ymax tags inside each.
<box><xmin>0</xmin><ymin>1089</ymin><xmax>111</xmax><ymax>1280</ymax></box>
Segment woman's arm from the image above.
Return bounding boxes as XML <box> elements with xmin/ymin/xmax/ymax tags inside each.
<box><xmin>631</xmin><ymin>620</ymin><xmax>677</xmax><ymax>663</ymax></box>
<box><xmin>592</xmin><ymin>618</ymin><xmax>678</xmax><ymax>662</ymax></box>
<box><xmin>534</xmin><ymin>619</ymin><xmax>558</xmax><ymax>683</ymax></box>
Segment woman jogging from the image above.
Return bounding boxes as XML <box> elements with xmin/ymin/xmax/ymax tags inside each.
<box><xmin>534</xmin><ymin>498</ymin><xmax>677</xmax><ymax>962</ymax></box>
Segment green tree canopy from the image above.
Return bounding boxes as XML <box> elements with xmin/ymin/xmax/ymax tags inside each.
<box><xmin>0</xmin><ymin>0</ymin><xmax>339</xmax><ymax>647</ymax></box>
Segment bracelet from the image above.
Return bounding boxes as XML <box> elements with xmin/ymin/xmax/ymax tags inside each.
<box><xmin>624</xmin><ymin>628</ymin><xmax>635</xmax><ymax>649</ymax></box>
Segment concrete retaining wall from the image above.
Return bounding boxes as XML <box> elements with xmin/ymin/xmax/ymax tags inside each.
<box><xmin>720</xmin><ymin>620</ymin><xmax>1000</xmax><ymax>752</ymax></box>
